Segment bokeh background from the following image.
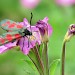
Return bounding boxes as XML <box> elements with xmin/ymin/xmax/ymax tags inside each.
<box><xmin>0</xmin><ymin>0</ymin><xmax>75</xmax><ymax>75</ymax></box>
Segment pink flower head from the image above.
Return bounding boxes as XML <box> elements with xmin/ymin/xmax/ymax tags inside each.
<box><xmin>20</xmin><ymin>0</ymin><xmax>41</xmax><ymax>9</ymax></box>
<box><xmin>18</xmin><ymin>18</ymin><xmax>41</xmax><ymax>55</ymax></box>
<box><xmin>36</xmin><ymin>17</ymin><xmax>52</xmax><ymax>42</ymax></box>
<box><xmin>55</xmin><ymin>0</ymin><xmax>75</xmax><ymax>6</ymax></box>
<box><xmin>0</xmin><ymin>18</ymin><xmax>41</xmax><ymax>55</ymax></box>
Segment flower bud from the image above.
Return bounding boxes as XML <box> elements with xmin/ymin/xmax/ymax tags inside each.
<box><xmin>64</xmin><ymin>24</ymin><xmax>75</xmax><ymax>42</ymax></box>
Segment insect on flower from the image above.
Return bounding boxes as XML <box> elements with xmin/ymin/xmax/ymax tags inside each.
<box><xmin>0</xmin><ymin>13</ymin><xmax>34</xmax><ymax>51</ymax></box>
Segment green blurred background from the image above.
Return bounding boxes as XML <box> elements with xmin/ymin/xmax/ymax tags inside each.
<box><xmin>0</xmin><ymin>0</ymin><xmax>75</xmax><ymax>75</ymax></box>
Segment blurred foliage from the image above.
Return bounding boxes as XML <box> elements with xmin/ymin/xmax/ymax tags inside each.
<box><xmin>0</xmin><ymin>0</ymin><xmax>75</xmax><ymax>75</ymax></box>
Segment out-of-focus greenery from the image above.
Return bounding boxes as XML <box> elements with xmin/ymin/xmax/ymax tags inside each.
<box><xmin>0</xmin><ymin>0</ymin><xmax>75</xmax><ymax>75</ymax></box>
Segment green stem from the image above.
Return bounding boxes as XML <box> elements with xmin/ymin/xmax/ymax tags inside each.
<box><xmin>28</xmin><ymin>46</ymin><xmax>44</xmax><ymax>75</ymax></box>
<box><xmin>61</xmin><ymin>41</ymin><xmax>66</xmax><ymax>75</ymax></box>
<box><xmin>34</xmin><ymin>46</ymin><xmax>44</xmax><ymax>74</ymax></box>
<box><xmin>42</xmin><ymin>42</ymin><xmax>49</xmax><ymax>75</ymax></box>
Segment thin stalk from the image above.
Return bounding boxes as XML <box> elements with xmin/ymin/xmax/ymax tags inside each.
<box><xmin>28</xmin><ymin>46</ymin><xmax>44</xmax><ymax>75</ymax></box>
<box><xmin>61</xmin><ymin>41</ymin><xmax>66</xmax><ymax>75</ymax></box>
<box><xmin>42</xmin><ymin>42</ymin><xmax>49</xmax><ymax>75</ymax></box>
<box><xmin>34</xmin><ymin>46</ymin><xmax>44</xmax><ymax>74</ymax></box>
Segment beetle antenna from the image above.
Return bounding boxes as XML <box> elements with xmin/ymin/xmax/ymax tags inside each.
<box><xmin>30</xmin><ymin>12</ymin><xmax>33</xmax><ymax>32</ymax></box>
<box><xmin>30</xmin><ymin>12</ymin><xmax>33</xmax><ymax>25</ymax></box>
<box><xmin>26</xmin><ymin>12</ymin><xmax>33</xmax><ymax>48</ymax></box>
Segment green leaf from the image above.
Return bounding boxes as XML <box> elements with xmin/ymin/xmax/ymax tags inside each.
<box><xmin>23</xmin><ymin>59</ymin><xmax>36</xmax><ymax>71</ymax></box>
<box><xmin>49</xmin><ymin>59</ymin><xmax>60</xmax><ymax>75</ymax></box>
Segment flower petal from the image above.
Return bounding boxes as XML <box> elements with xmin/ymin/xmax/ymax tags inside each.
<box><xmin>36</xmin><ymin>17</ymin><xmax>53</xmax><ymax>37</ymax></box>
<box><xmin>0</xmin><ymin>45</ymin><xmax>8</xmax><ymax>54</ymax></box>
<box><xmin>48</xmin><ymin>24</ymin><xmax>53</xmax><ymax>36</ymax></box>
<box><xmin>5</xmin><ymin>41</ymin><xmax>17</xmax><ymax>47</ymax></box>
<box><xmin>0</xmin><ymin>42</ymin><xmax>17</xmax><ymax>54</ymax></box>
<box><xmin>19</xmin><ymin>18</ymin><xmax>30</xmax><ymax>28</ymax></box>
<box><xmin>18</xmin><ymin>37</ymin><xmax>33</xmax><ymax>55</ymax></box>
<box><xmin>23</xmin><ymin>18</ymin><xmax>30</xmax><ymax>27</ymax></box>
<box><xmin>42</xmin><ymin>17</ymin><xmax>49</xmax><ymax>23</ymax></box>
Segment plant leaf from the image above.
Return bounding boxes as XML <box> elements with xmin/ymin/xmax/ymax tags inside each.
<box><xmin>23</xmin><ymin>59</ymin><xmax>36</xmax><ymax>71</ymax></box>
<box><xmin>49</xmin><ymin>59</ymin><xmax>60</xmax><ymax>75</ymax></box>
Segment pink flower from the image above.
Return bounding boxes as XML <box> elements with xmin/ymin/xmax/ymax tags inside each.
<box><xmin>0</xmin><ymin>18</ymin><xmax>41</xmax><ymax>55</ymax></box>
<box><xmin>20</xmin><ymin>0</ymin><xmax>41</xmax><ymax>9</ymax></box>
<box><xmin>36</xmin><ymin>17</ymin><xmax>52</xmax><ymax>42</ymax></box>
<box><xmin>18</xmin><ymin>18</ymin><xmax>41</xmax><ymax>55</ymax></box>
<box><xmin>55</xmin><ymin>0</ymin><xmax>75</xmax><ymax>6</ymax></box>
